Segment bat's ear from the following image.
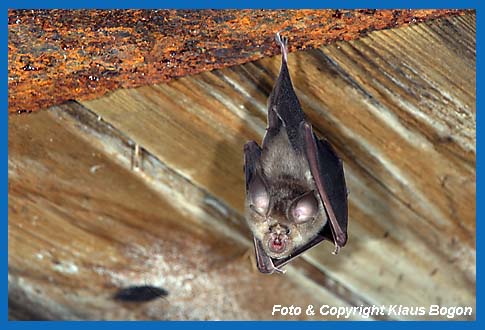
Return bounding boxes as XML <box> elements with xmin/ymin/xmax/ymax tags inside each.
<box><xmin>289</xmin><ymin>191</ymin><xmax>318</xmax><ymax>224</ymax></box>
<box><xmin>248</xmin><ymin>174</ymin><xmax>270</xmax><ymax>216</ymax></box>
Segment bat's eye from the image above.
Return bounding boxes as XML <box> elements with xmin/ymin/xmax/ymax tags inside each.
<box><xmin>290</xmin><ymin>191</ymin><xmax>318</xmax><ymax>223</ymax></box>
<box><xmin>248</xmin><ymin>175</ymin><xmax>270</xmax><ymax>216</ymax></box>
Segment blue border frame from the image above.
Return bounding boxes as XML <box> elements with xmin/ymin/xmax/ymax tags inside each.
<box><xmin>4</xmin><ymin>0</ymin><xmax>480</xmax><ymax>328</ymax></box>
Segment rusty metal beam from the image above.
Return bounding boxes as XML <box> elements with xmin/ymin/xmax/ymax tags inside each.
<box><xmin>8</xmin><ymin>9</ymin><xmax>467</xmax><ymax>113</ymax></box>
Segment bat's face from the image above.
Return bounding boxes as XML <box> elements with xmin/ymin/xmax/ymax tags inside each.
<box><xmin>245</xmin><ymin>170</ymin><xmax>327</xmax><ymax>259</ymax></box>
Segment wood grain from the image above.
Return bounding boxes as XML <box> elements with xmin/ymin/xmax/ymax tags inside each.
<box><xmin>9</xmin><ymin>14</ymin><xmax>475</xmax><ymax>320</ymax></box>
<box><xmin>9</xmin><ymin>103</ymin><xmax>360</xmax><ymax>320</ymax></box>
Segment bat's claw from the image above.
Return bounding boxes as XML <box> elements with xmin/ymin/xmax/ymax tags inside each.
<box><xmin>275</xmin><ymin>31</ymin><xmax>288</xmax><ymax>62</ymax></box>
<box><xmin>332</xmin><ymin>244</ymin><xmax>341</xmax><ymax>255</ymax></box>
<box><xmin>273</xmin><ymin>266</ymin><xmax>286</xmax><ymax>274</ymax></box>
<box><xmin>275</xmin><ymin>31</ymin><xmax>288</xmax><ymax>47</ymax></box>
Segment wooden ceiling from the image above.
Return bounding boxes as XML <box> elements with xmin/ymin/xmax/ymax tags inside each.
<box><xmin>8</xmin><ymin>12</ymin><xmax>475</xmax><ymax>320</ymax></box>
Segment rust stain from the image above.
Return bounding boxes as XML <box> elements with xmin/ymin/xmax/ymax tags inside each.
<box><xmin>8</xmin><ymin>9</ymin><xmax>466</xmax><ymax>113</ymax></box>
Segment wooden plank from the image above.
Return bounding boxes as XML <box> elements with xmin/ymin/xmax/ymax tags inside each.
<box><xmin>8</xmin><ymin>103</ymin><xmax>365</xmax><ymax>320</ymax></box>
<box><xmin>288</xmin><ymin>14</ymin><xmax>476</xmax><ymax>310</ymax></box>
<box><xmin>81</xmin><ymin>14</ymin><xmax>475</xmax><ymax>319</ymax></box>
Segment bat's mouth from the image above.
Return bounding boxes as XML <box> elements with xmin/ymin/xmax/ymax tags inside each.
<box><xmin>269</xmin><ymin>234</ymin><xmax>287</xmax><ymax>254</ymax></box>
<box><xmin>264</xmin><ymin>224</ymin><xmax>290</xmax><ymax>257</ymax></box>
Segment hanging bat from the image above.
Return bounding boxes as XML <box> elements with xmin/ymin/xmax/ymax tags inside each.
<box><xmin>243</xmin><ymin>32</ymin><xmax>348</xmax><ymax>274</ymax></box>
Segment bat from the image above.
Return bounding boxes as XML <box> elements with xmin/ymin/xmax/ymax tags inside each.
<box><xmin>243</xmin><ymin>32</ymin><xmax>348</xmax><ymax>274</ymax></box>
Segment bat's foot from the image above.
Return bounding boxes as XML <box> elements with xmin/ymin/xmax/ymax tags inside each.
<box><xmin>275</xmin><ymin>31</ymin><xmax>288</xmax><ymax>63</ymax></box>
<box><xmin>273</xmin><ymin>266</ymin><xmax>286</xmax><ymax>274</ymax></box>
<box><xmin>332</xmin><ymin>244</ymin><xmax>341</xmax><ymax>255</ymax></box>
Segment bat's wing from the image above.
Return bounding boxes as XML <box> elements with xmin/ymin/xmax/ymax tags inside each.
<box><xmin>315</xmin><ymin>137</ymin><xmax>348</xmax><ymax>244</ymax></box>
<box><xmin>263</xmin><ymin>32</ymin><xmax>305</xmax><ymax>151</ymax></box>
<box><xmin>272</xmin><ymin>233</ymin><xmax>326</xmax><ymax>269</ymax></box>
<box><xmin>302</xmin><ymin>122</ymin><xmax>348</xmax><ymax>252</ymax></box>
<box><xmin>243</xmin><ymin>141</ymin><xmax>261</xmax><ymax>191</ymax></box>
<box><xmin>271</xmin><ymin>123</ymin><xmax>348</xmax><ymax>270</ymax></box>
